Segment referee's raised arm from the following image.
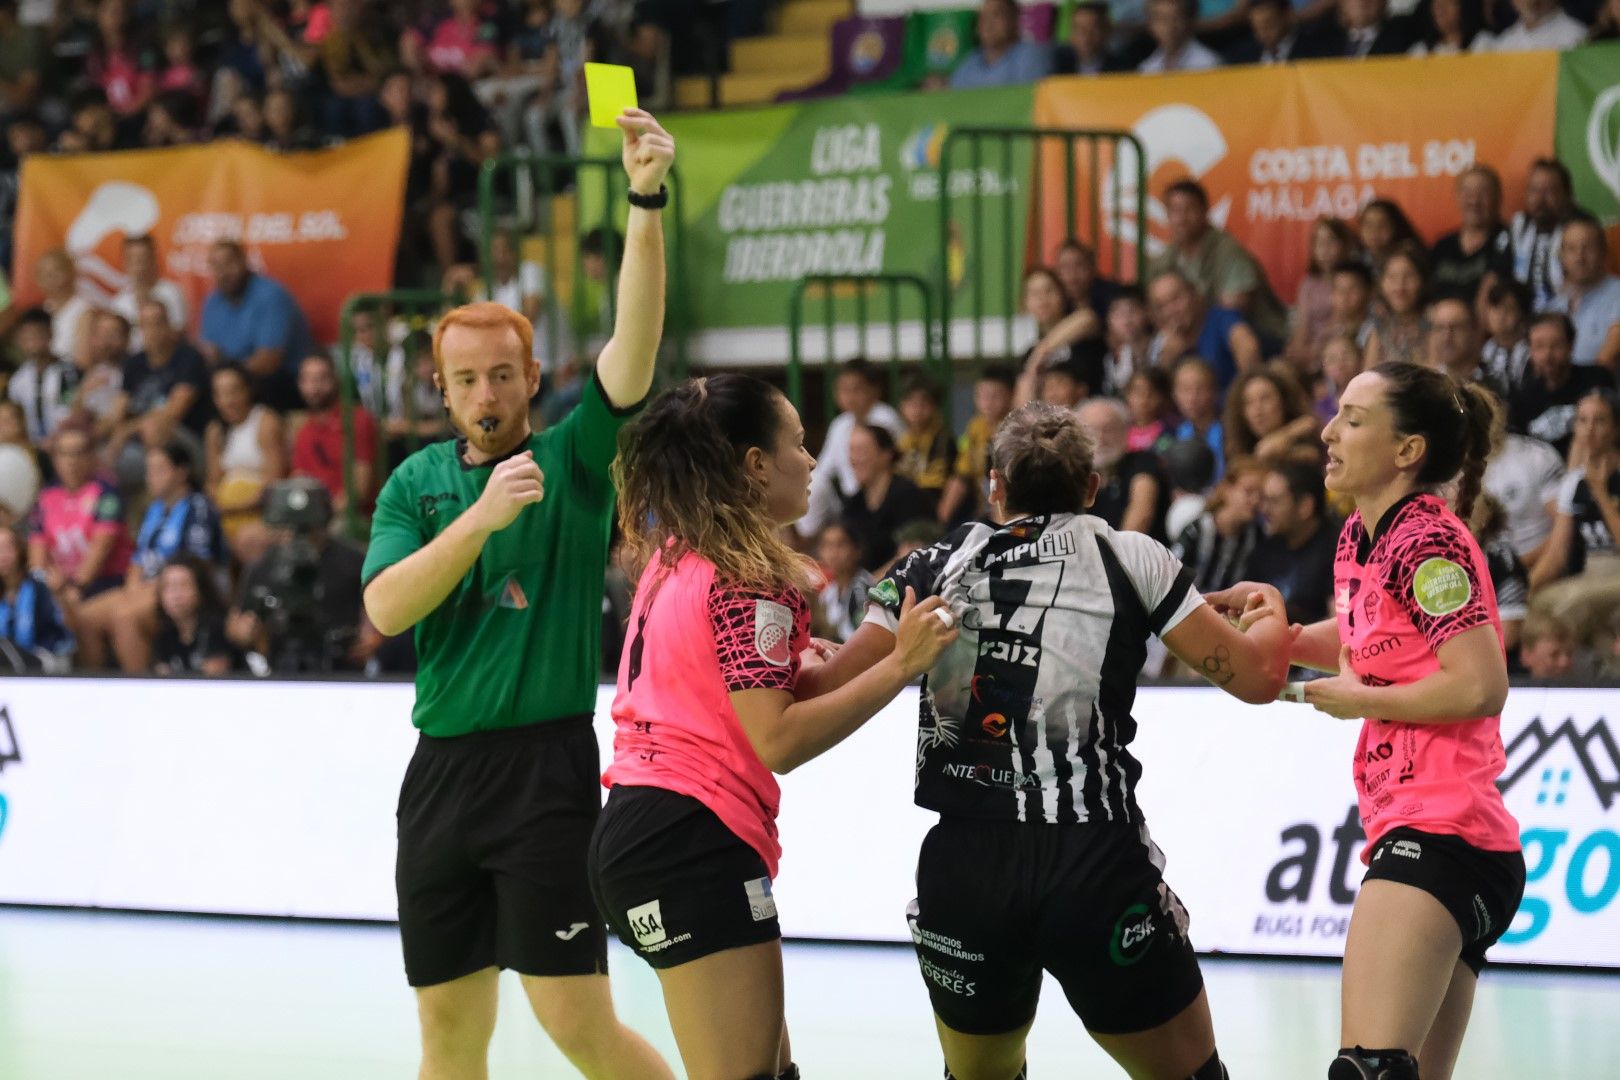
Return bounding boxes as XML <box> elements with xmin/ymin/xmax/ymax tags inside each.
<box><xmin>595</xmin><ymin>108</ymin><xmax>675</xmax><ymax>412</ymax></box>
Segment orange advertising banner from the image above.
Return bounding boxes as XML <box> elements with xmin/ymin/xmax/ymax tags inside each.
<box><xmin>1032</xmin><ymin>52</ymin><xmax>1560</xmax><ymax>303</ymax></box>
<box><xmin>11</xmin><ymin>129</ymin><xmax>409</xmax><ymax>343</ymax></box>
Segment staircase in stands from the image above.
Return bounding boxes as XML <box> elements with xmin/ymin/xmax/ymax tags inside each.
<box><xmin>673</xmin><ymin>0</ymin><xmax>851</xmax><ymax>109</ymax></box>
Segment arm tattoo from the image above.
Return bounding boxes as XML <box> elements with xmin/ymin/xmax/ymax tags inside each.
<box><xmin>1199</xmin><ymin>645</ymin><xmax>1235</xmax><ymax>687</ymax></box>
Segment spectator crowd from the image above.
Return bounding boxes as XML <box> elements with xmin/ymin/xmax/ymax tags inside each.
<box><xmin>795</xmin><ymin>158</ymin><xmax>1620</xmax><ymax>684</ymax></box>
<box><xmin>0</xmin><ymin>0</ymin><xmax>673</xmax><ymax>676</ymax></box>
<box><xmin>1</xmin><ymin>1</ymin><xmax>1619</xmax><ymax>682</ymax></box>
<box><xmin>0</xmin><ymin>231</ymin><xmax>404</xmax><ymax>676</ymax></box>
<box><xmin>0</xmin><ymin>0</ymin><xmax>672</xmax><ymax>284</ymax></box>
<box><xmin>938</xmin><ymin>0</ymin><xmax>1618</xmax><ymax>90</ymax></box>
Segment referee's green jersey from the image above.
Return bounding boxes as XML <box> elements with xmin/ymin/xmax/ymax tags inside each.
<box><xmin>362</xmin><ymin>374</ymin><xmax>640</xmax><ymax>737</ymax></box>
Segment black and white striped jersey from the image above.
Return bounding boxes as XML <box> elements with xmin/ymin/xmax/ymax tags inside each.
<box><xmin>865</xmin><ymin>512</ymin><xmax>1204</xmax><ymax>824</ymax></box>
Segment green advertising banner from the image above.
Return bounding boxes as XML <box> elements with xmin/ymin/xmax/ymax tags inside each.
<box><xmin>590</xmin><ymin>86</ymin><xmax>1033</xmax><ymax>334</ymax></box>
<box><xmin>1557</xmin><ymin>42</ymin><xmax>1620</xmax><ymax>225</ymax></box>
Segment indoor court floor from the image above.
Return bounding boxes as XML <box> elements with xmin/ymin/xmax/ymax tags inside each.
<box><xmin>0</xmin><ymin>907</ymin><xmax>1614</xmax><ymax>1079</ymax></box>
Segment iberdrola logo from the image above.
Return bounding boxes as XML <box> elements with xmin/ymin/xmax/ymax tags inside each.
<box><xmin>1588</xmin><ymin>85</ymin><xmax>1620</xmax><ymax>204</ymax></box>
<box><xmin>899</xmin><ymin>123</ymin><xmax>948</xmax><ymax>172</ymax></box>
<box><xmin>898</xmin><ymin>124</ymin><xmax>968</xmax><ymax>292</ymax></box>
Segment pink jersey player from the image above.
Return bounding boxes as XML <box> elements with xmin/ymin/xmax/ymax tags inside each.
<box><xmin>603</xmin><ymin>550</ymin><xmax>811</xmax><ymax>876</ymax></box>
<box><xmin>591</xmin><ymin>372</ymin><xmax>954</xmax><ymax>1079</ymax></box>
<box><xmin>1333</xmin><ymin>493</ymin><xmax>1521</xmax><ymax>859</ymax></box>
<box><xmin>1225</xmin><ymin>362</ymin><xmax>1530</xmax><ymax>1080</ymax></box>
<box><xmin>29</xmin><ymin>478</ymin><xmax>132</xmax><ymax>585</ymax></box>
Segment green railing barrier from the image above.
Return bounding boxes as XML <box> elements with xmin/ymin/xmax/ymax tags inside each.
<box><xmin>336</xmin><ymin>290</ymin><xmax>455</xmax><ymax>539</ymax></box>
<box><xmin>786</xmin><ymin>274</ymin><xmax>943</xmax><ymax>419</ymax></box>
<box><xmin>938</xmin><ymin>127</ymin><xmax>1147</xmax><ymax>371</ymax></box>
<box><xmin>477</xmin><ymin>153</ymin><xmax>690</xmax><ymax>382</ymax></box>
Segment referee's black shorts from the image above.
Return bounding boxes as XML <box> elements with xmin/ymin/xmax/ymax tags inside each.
<box><xmin>395</xmin><ymin>716</ymin><xmax>607</xmax><ymax>987</ymax></box>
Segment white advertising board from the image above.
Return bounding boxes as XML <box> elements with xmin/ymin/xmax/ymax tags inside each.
<box><xmin>0</xmin><ymin>679</ymin><xmax>1614</xmax><ymax>967</ymax></box>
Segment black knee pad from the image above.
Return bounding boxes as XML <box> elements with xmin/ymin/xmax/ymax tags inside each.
<box><xmin>1190</xmin><ymin>1050</ymin><xmax>1229</xmax><ymax>1079</ymax></box>
<box><xmin>1328</xmin><ymin>1046</ymin><xmax>1420</xmax><ymax>1080</ymax></box>
<box><xmin>943</xmin><ymin>1065</ymin><xmax>1026</xmax><ymax>1080</ymax></box>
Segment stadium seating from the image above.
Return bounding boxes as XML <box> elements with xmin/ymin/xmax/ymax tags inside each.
<box><xmin>777</xmin><ymin>15</ymin><xmax>909</xmax><ymax>101</ymax></box>
<box><xmin>852</xmin><ymin>8</ymin><xmax>980</xmax><ymax>93</ymax></box>
<box><xmin>675</xmin><ymin>0</ymin><xmax>854</xmax><ymax>108</ymax></box>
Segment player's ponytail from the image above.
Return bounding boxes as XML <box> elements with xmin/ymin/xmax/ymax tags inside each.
<box><xmin>1372</xmin><ymin>362</ymin><xmax>1501</xmax><ymax>522</ymax></box>
<box><xmin>613</xmin><ymin>374</ymin><xmax>814</xmax><ymax>594</ymax></box>
<box><xmin>1452</xmin><ymin>381</ymin><xmax>1500</xmax><ymax>524</ymax></box>
<box><xmin>991</xmin><ymin>401</ymin><xmax>1096</xmax><ymax>515</ymax></box>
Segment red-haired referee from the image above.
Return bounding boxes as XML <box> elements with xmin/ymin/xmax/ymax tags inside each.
<box><xmin>362</xmin><ymin>111</ymin><xmax>676</xmax><ymax>1080</ymax></box>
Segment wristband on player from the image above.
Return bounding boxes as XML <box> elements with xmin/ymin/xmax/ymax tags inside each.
<box><xmin>627</xmin><ymin>185</ymin><xmax>668</xmax><ymax>210</ymax></box>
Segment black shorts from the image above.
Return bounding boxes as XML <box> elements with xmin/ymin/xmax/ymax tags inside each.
<box><xmin>395</xmin><ymin>717</ymin><xmax>607</xmax><ymax>987</ymax></box>
<box><xmin>588</xmin><ymin>785</ymin><xmax>781</xmax><ymax>970</ymax></box>
<box><xmin>1362</xmin><ymin>827</ymin><xmax>1526</xmax><ymax>975</ymax></box>
<box><xmin>911</xmin><ymin>818</ymin><xmax>1205</xmax><ymax>1037</ymax></box>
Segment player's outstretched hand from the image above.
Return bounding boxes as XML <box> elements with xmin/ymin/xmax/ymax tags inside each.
<box><xmin>617</xmin><ymin>108</ymin><xmax>674</xmax><ymax>196</ymax></box>
<box><xmin>892</xmin><ymin>587</ymin><xmax>959</xmax><ymax>678</ymax></box>
<box><xmin>471</xmin><ymin>450</ymin><xmax>544</xmax><ymax>533</ymax></box>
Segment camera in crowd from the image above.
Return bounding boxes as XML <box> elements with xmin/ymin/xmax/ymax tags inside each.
<box><xmin>242</xmin><ymin>479</ymin><xmax>351</xmax><ymax>674</ymax></box>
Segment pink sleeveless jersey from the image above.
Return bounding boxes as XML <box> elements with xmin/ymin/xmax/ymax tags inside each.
<box><xmin>1333</xmin><ymin>494</ymin><xmax>1520</xmax><ymax>860</ymax></box>
<box><xmin>604</xmin><ymin>551</ymin><xmax>811</xmax><ymax>877</ymax></box>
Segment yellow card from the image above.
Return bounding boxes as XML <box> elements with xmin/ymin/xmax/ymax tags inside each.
<box><xmin>585</xmin><ymin>63</ymin><xmax>638</xmax><ymax>129</ymax></box>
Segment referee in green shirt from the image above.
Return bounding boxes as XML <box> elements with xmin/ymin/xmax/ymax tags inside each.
<box><xmin>362</xmin><ymin>110</ymin><xmax>675</xmax><ymax>1080</ymax></box>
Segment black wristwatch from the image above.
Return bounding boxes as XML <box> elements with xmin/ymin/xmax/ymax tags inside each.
<box><xmin>627</xmin><ymin>184</ymin><xmax>668</xmax><ymax>210</ymax></box>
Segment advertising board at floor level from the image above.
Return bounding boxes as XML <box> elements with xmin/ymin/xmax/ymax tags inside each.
<box><xmin>0</xmin><ymin>680</ymin><xmax>1612</xmax><ymax>968</ymax></box>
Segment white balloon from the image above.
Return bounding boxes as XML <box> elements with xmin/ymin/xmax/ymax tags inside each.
<box><xmin>0</xmin><ymin>445</ymin><xmax>41</xmax><ymax>520</ymax></box>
